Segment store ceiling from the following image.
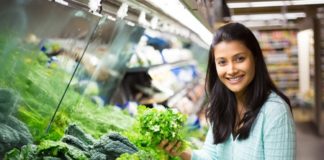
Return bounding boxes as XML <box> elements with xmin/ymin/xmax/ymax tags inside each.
<box><xmin>227</xmin><ymin>0</ymin><xmax>310</xmax><ymax>15</ymax></box>
<box><xmin>225</xmin><ymin>0</ymin><xmax>324</xmax><ymax>29</ymax></box>
<box><xmin>181</xmin><ymin>0</ymin><xmax>324</xmax><ymax>31</ymax></box>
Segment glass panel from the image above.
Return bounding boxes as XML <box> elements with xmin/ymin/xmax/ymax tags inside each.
<box><xmin>55</xmin><ymin>17</ymin><xmax>145</xmax><ymax>138</ymax></box>
<box><xmin>0</xmin><ymin>0</ymin><xmax>100</xmax><ymax>151</ymax></box>
<box><xmin>70</xmin><ymin>18</ymin><xmax>145</xmax><ymax>104</ymax></box>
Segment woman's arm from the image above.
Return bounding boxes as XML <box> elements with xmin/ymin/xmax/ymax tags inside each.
<box><xmin>159</xmin><ymin>127</ymin><xmax>217</xmax><ymax>160</ymax></box>
<box><xmin>263</xmin><ymin>102</ymin><xmax>296</xmax><ymax>160</ymax></box>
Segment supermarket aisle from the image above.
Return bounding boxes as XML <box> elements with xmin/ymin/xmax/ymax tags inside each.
<box><xmin>294</xmin><ymin>109</ymin><xmax>324</xmax><ymax>160</ymax></box>
<box><xmin>296</xmin><ymin>122</ymin><xmax>324</xmax><ymax>160</ymax></box>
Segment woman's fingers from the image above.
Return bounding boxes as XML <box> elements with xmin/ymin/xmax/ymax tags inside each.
<box><xmin>165</xmin><ymin>141</ymin><xmax>177</xmax><ymax>153</ymax></box>
<box><xmin>172</xmin><ymin>141</ymin><xmax>182</xmax><ymax>156</ymax></box>
<box><xmin>159</xmin><ymin>140</ymin><xmax>169</xmax><ymax>148</ymax></box>
<box><xmin>159</xmin><ymin>140</ymin><xmax>183</xmax><ymax>156</ymax></box>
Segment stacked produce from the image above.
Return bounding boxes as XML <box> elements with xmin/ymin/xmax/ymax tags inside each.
<box><xmin>0</xmin><ymin>89</ymin><xmax>33</xmax><ymax>158</ymax></box>
<box><xmin>4</xmin><ymin>124</ymin><xmax>138</xmax><ymax>160</ymax></box>
<box><xmin>1</xmin><ymin>36</ymin><xmax>193</xmax><ymax>160</ymax></box>
<box><xmin>0</xmin><ymin>39</ymin><xmax>134</xmax><ymax>142</ymax></box>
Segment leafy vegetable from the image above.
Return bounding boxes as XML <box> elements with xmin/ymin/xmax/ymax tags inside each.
<box><xmin>0</xmin><ymin>35</ymin><xmax>134</xmax><ymax>143</ymax></box>
<box><xmin>123</xmin><ymin>105</ymin><xmax>188</xmax><ymax>160</ymax></box>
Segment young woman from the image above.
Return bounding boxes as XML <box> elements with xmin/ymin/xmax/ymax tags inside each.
<box><xmin>160</xmin><ymin>23</ymin><xmax>296</xmax><ymax>160</ymax></box>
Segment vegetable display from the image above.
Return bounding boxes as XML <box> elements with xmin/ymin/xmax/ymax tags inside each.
<box><xmin>4</xmin><ymin>124</ymin><xmax>138</xmax><ymax>160</ymax></box>
<box><xmin>121</xmin><ymin>106</ymin><xmax>188</xmax><ymax>160</ymax></box>
<box><xmin>1</xmin><ymin>36</ymin><xmax>199</xmax><ymax>160</ymax></box>
<box><xmin>0</xmin><ymin>89</ymin><xmax>33</xmax><ymax>158</ymax></box>
<box><xmin>0</xmin><ymin>36</ymin><xmax>134</xmax><ymax>143</ymax></box>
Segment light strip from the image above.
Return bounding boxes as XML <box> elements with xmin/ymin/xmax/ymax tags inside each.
<box><xmin>231</xmin><ymin>12</ymin><xmax>306</xmax><ymax>21</ymax></box>
<box><xmin>242</xmin><ymin>20</ymin><xmax>295</xmax><ymax>28</ymax></box>
<box><xmin>146</xmin><ymin>0</ymin><xmax>212</xmax><ymax>45</ymax></box>
<box><xmin>228</xmin><ymin>0</ymin><xmax>324</xmax><ymax>8</ymax></box>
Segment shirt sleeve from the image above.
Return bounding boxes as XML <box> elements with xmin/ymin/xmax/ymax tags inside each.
<box><xmin>263</xmin><ymin>102</ymin><xmax>296</xmax><ymax>160</ymax></box>
<box><xmin>191</xmin><ymin>127</ymin><xmax>218</xmax><ymax>160</ymax></box>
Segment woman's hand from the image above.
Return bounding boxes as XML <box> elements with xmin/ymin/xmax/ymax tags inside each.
<box><xmin>159</xmin><ymin>140</ymin><xmax>183</xmax><ymax>156</ymax></box>
<box><xmin>158</xmin><ymin>140</ymin><xmax>192</xmax><ymax>160</ymax></box>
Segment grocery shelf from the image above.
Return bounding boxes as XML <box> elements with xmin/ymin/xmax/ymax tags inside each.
<box><xmin>257</xmin><ymin>29</ymin><xmax>299</xmax><ymax>104</ymax></box>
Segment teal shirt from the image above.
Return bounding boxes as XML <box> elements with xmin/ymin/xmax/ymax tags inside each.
<box><xmin>192</xmin><ymin>92</ymin><xmax>296</xmax><ymax>160</ymax></box>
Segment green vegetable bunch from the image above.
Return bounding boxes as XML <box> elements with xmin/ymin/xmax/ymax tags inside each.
<box><xmin>123</xmin><ymin>105</ymin><xmax>188</xmax><ymax>160</ymax></box>
<box><xmin>138</xmin><ymin>106</ymin><xmax>186</xmax><ymax>147</ymax></box>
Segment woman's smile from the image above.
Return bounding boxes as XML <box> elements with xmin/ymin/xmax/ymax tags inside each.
<box><xmin>226</xmin><ymin>75</ymin><xmax>244</xmax><ymax>84</ymax></box>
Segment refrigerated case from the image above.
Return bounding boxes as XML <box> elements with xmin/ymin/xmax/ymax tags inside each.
<box><xmin>0</xmin><ymin>0</ymin><xmax>143</xmax><ymax>157</ymax></box>
<box><xmin>0</xmin><ymin>0</ymin><xmax>210</xmax><ymax>158</ymax></box>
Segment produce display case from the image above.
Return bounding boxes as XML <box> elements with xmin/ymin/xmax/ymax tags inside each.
<box><xmin>0</xmin><ymin>0</ymin><xmax>144</xmax><ymax>158</ymax></box>
<box><xmin>0</xmin><ymin>0</ymin><xmax>210</xmax><ymax>159</ymax></box>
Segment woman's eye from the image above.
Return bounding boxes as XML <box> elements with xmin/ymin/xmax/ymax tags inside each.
<box><xmin>236</xmin><ymin>56</ymin><xmax>245</xmax><ymax>62</ymax></box>
<box><xmin>217</xmin><ymin>60</ymin><xmax>226</xmax><ymax>66</ymax></box>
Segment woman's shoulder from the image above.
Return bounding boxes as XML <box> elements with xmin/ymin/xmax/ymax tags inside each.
<box><xmin>259</xmin><ymin>92</ymin><xmax>291</xmax><ymax>119</ymax></box>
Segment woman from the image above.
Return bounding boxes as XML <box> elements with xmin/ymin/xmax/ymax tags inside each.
<box><xmin>160</xmin><ymin>23</ymin><xmax>296</xmax><ymax>160</ymax></box>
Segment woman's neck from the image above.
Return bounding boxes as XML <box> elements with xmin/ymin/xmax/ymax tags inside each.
<box><xmin>235</xmin><ymin>93</ymin><xmax>246</xmax><ymax>132</ymax></box>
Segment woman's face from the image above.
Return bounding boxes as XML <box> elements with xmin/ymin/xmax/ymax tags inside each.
<box><xmin>213</xmin><ymin>40</ymin><xmax>255</xmax><ymax>96</ymax></box>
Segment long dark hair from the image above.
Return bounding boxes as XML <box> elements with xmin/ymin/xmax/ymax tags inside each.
<box><xmin>205</xmin><ymin>23</ymin><xmax>291</xmax><ymax>144</ymax></box>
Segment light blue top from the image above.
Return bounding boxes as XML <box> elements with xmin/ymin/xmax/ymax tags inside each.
<box><xmin>192</xmin><ymin>92</ymin><xmax>296</xmax><ymax>160</ymax></box>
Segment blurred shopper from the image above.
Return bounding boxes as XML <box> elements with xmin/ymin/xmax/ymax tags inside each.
<box><xmin>160</xmin><ymin>23</ymin><xmax>296</xmax><ymax>160</ymax></box>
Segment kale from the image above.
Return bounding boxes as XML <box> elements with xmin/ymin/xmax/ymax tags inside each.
<box><xmin>4</xmin><ymin>124</ymin><xmax>138</xmax><ymax>160</ymax></box>
<box><xmin>89</xmin><ymin>151</ymin><xmax>106</xmax><ymax>160</ymax></box>
<box><xmin>64</xmin><ymin>124</ymin><xmax>96</xmax><ymax>146</ymax></box>
<box><xmin>6</xmin><ymin>116</ymin><xmax>33</xmax><ymax>146</ymax></box>
<box><xmin>107</xmin><ymin>133</ymin><xmax>138</xmax><ymax>152</ymax></box>
<box><xmin>0</xmin><ymin>89</ymin><xmax>18</xmax><ymax>116</ymax></box>
<box><xmin>92</xmin><ymin>132</ymin><xmax>138</xmax><ymax>160</ymax></box>
<box><xmin>0</xmin><ymin>88</ymin><xmax>33</xmax><ymax>158</ymax></box>
<box><xmin>61</xmin><ymin>135</ymin><xmax>91</xmax><ymax>152</ymax></box>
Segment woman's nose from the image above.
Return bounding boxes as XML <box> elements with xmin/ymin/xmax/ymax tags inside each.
<box><xmin>227</xmin><ymin>63</ymin><xmax>238</xmax><ymax>75</ymax></box>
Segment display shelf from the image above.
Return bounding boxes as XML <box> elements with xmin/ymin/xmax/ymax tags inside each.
<box><xmin>167</xmin><ymin>79</ymin><xmax>199</xmax><ymax>107</ymax></box>
<box><xmin>256</xmin><ymin>30</ymin><xmax>299</xmax><ymax>105</ymax></box>
<box><xmin>126</xmin><ymin>60</ymin><xmax>196</xmax><ymax>73</ymax></box>
<box><xmin>116</xmin><ymin>56</ymin><xmax>204</xmax><ymax>115</ymax></box>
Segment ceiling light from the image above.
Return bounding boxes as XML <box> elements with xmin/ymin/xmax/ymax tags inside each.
<box><xmin>146</xmin><ymin>0</ymin><xmax>212</xmax><ymax>45</ymax></box>
<box><xmin>231</xmin><ymin>12</ymin><xmax>306</xmax><ymax>21</ymax></box>
<box><xmin>228</xmin><ymin>0</ymin><xmax>324</xmax><ymax>9</ymax></box>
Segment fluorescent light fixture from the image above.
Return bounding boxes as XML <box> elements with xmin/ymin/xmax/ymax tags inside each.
<box><xmin>126</xmin><ymin>21</ymin><xmax>135</xmax><ymax>27</ymax></box>
<box><xmin>292</xmin><ymin>0</ymin><xmax>324</xmax><ymax>5</ymax></box>
<box><xmin>146</xmin><ymin>0</ymin><xmax>213</xmax><ymax>45</ymax></box>
<box><xmin>242</xmin><ymin>20</ymin><xmax>297</xmax><ymax>28</ymax></box>
<box><xmin>228</xmin><ymin>0</ymin><xmax>324</xmax><ymax>8</ymax></box>
<box><xmin>243</xmin><ymin>20</ymin><xmax>282</xmax><ymax>27</ymax></box>
<box><xmin>54</xmin><ymin>0</ymin><xmax>68</xmax><ymax>6</ymax></box>
<box><xmin>107</xmin><ymin>15</ymin><xmax>116</xmax><ymax>21</ymax></box>
<box><xmin>232</xmin><ymin>12</ymin><xmax>306</xmax><ymax>21</ymax></box>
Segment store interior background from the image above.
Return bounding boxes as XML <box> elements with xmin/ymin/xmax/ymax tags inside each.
<box><xmin>0</xmin><ymin>0</ymin><xmax>324</xmax><ymax>159</ymax></box>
